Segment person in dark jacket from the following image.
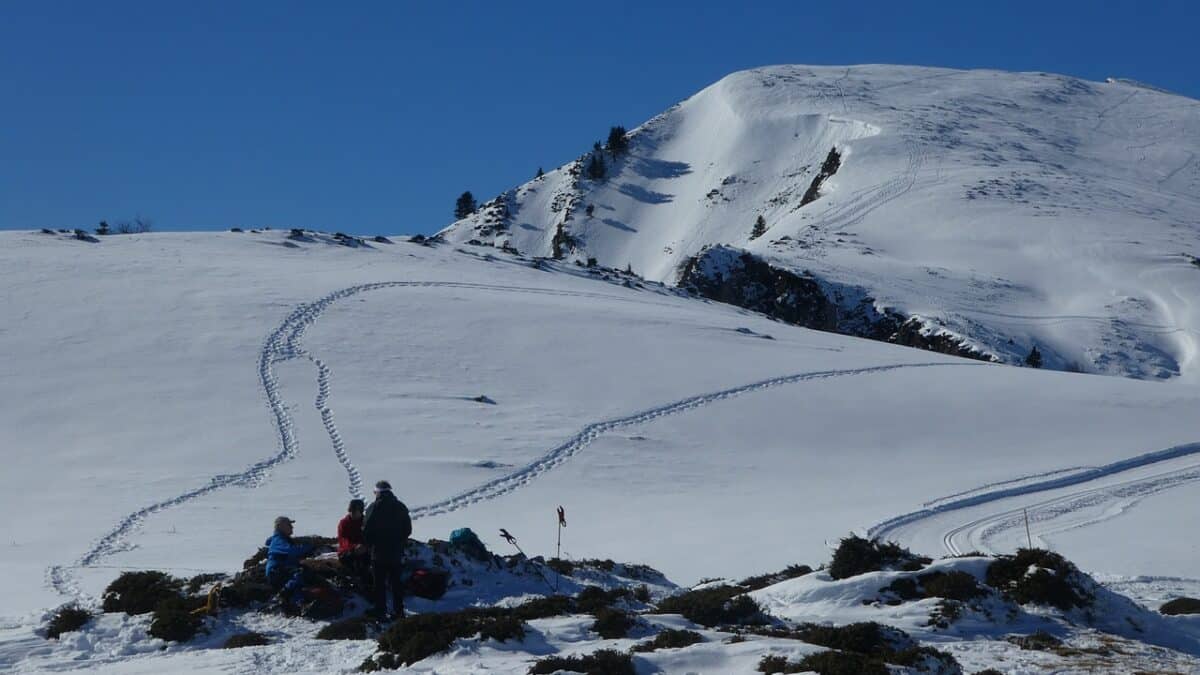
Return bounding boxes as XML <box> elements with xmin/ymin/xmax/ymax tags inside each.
<box><xmin>362</xmin><ymin>480</ymin><xmax>412</xmax><ymax>618</ymax></box>
<box><xmin>337</xmin><ymin>498</ymin><xmax>370</xmax><ymax>589</ymax></box>
<box><xmin>265</xmin><ymin>516</ymin><xmax>316</xmax><ymax>604</ymax></box>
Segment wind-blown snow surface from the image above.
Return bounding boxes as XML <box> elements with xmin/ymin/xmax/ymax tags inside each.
<box><xmin>3</xmin><ymin>230</ymin><xmax>1200</xmax><ymax>672</ymax></box>
<box><xmin>442</xmin><ymin>64</ymin><xmax>1200</xmax><ymax>382</ymax></box>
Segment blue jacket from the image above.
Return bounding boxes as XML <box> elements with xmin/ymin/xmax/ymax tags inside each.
<box><xmin>264</xmin><ymin>532</ymin><xmax>312</xmax><ymax>578</ymax></box>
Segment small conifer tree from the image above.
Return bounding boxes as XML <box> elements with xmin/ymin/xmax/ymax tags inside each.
<box><xmin>454</xmin><ymin>192</ymin><xmax>478</xmax><ymax>220</ymax></box>
<box><xmin>750</xmin><ymin>215</ymin><xmax>767</xmax><ymax>240</ymax></box>
<box><xmin>95</xmin><ymin>220</ymin><xmax>110</xmax><ymax>236</ymax></box>
<box><xmin>536</xmin><ymin>167</ymin><xmax>545</xmax><ymax>178</ymax></box>
<box><xmin>606</xmin><ymin>126</ymin><xmax>629</xmax><ymax>155</ymax></box>
<box><xmin>1025</xmin><ymin>345</ymin><xmax>1043</xmax><ymax>368</ymax></box>
<box><xmin>586</xmin><ymin>154</ymin><xmax>606</xmax><ymax>180</ymax></box>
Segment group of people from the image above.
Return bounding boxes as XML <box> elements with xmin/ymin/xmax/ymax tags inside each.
<box><xmin>264</xmin><ymin>480</ymin><xmax>412</xmax><ymax>618</ymax></box>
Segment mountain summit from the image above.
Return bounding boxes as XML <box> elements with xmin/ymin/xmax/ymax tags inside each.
<box><xmin>442</xmin><ymin>65</ymin><xmax>1200</xmax><ymax>381</ymax></box>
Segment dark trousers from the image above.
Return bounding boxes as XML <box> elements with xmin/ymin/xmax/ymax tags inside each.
<box><xmin>372</xmin><ymin>559</ymin><xmax>405</xmax><ymax>616</ymax></box>
<box><xmin>339</xmin><ymin>550</ymin><xmax>372</xmax><ymax>590</ymax></box>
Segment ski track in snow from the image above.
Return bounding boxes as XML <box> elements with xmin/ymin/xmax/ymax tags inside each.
<box><xmin>46</xmin><ymin>280</ymin><xmax>970</xmax><ymax>602</ymax></box>
<box><xmin>940</xmin><ymin>460</ymin><xmax>1200</xmax><ymax>556</ymax></box>
<box><xmin>804</xmin><ymin>137</ymin><xmax>926</xmax><ymax>251</ymax></box>
<box><xmin>870</xmin><ymin>441</ymin><xmax>1200</xmax><ymax>556</ymax></box>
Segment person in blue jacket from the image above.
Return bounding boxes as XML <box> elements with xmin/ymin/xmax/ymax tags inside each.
<box><xmin>265</xmin><ymin>515</ymin><xmax>315</xmax><ymax>604</ymax></box>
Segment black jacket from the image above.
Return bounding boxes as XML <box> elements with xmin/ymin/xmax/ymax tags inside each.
<box><xmin>363</xmin><ymin>491</ymin><xmax>412</xmax><ymax>562</ymax></box>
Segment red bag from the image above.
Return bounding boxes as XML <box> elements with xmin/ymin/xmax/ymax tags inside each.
<box><xmin>407</xmin><ymin>568</ymin><xmax>449</xmax><ymax>600</ymax></box>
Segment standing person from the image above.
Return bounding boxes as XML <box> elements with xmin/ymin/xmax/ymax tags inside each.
<box><xmin>337</xmin><ymin>499</ymin><xmax>371</xmax><ymax>590</ymax></box>
<box><xmin>363</xmin><ymin>480</ymin><xmax>412</xmax><ymax>619</ymax></box>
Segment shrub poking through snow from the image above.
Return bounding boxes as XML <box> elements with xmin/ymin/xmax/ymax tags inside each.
<box><xmin>316</xmin><ymin>616</ymin><xmax>371</xmax><ymax>640</ymax></box>
<box><xmin>631</xmin><ymin>628</ymin><xmax>704</xmax><ymax>652</ymax></box>
<box><xmin>148</xmin><ymin>595</ymin><xmax>203</xmax><ymax>642</ymax></box>
<box><xmin>370</xmin><ymin>596</ymin><xmax>572</xmax><ymax>667</ymax></box>
<box><xmin>590</xmin><ymin>607</ymin><xmax>635</xmax><ymax>639</ymax></box>
<box><xmin>528</xmin><ymin>649</ymin><xmax>635</xmax><ymax>675</ymax></box>
<box><xmin>794</xmin><ymin>622</ymin><xmax>907</xmax><ymax>657</ymax></box>
<box><xmin>223</xmin><ymin>631</ymin><xmax>271</xmax><ymax>648</ymax></box>
<box><xmin>829</xmin><ymin>535</ymin><xmax>931</xmax><ymax>580</ymax></box>
<box><xmin>654</xmin><ymin>585</ymin><xmax>764</xmax><ymax>627</ymax></box>
<box><xmin>919</xmin><ymin>571</ymin><xmax>985</xmax><ymax>602</ymax></box>
<box><xmin>44</xmin><ymin>604</ymin><xmax>93</xmax><ymax>639</ymax></box>
<box><xmin>768</xmin><ymin>650</ymin><xmax>891</xmax><ymax>675</ymax></box>
<box><xmin>1160</xmin><ymin>597</ymin><xmax>1200</xmax><ymax>615</ymax></box>
<box><xmin>185</xmin><ymin>572</ymin><xmax>227</xmax><ymax>595</ymax></box>
<box><xmin>881</xmin><ymin>570</ymin><xmax>985</xmax><ymax>605</ymax></box>
<box><xmin>375</xmin><ymin>612</ymin><xmax>488</xmax><ymax>666</ymax></box>
<box><xmin>575</xmin><ymin>585</ymin><xmax>631</xmax><ymax>613</ymax></box>
<box><xmin>985</xmin><ymin>548</ymin><xmax>1091</xmax><ymax>610</ymax></box>
<box><xmin>1006</xmin><ymin>630</ymin><xmax>1063</xmax><ymax>651</ymax></box>
<box><xmin>740</xmin><ymin>564</ymin><xmax>814</xmax><ymax>591</ymax></box>
<box><xmin>102</xmin><ymin>571</ymin><xmax>184</xmax><ymax>614</ymax></box>
<box><xmin>755</xmin><ymin>622</ymin><xmax>961</xmax><ymax>674</ymax></box>
<box><xmin>478</xmin><ymin>615</ymin><xmax>526</xmax><ymax>642</ymax></box>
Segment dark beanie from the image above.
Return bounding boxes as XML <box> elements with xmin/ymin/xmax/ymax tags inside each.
<box><xmin>375</xmin><ymin>480</ymin><xmax>392</xmax><ymax>492</ymax></box>
<box><xmin>349</xmin><ymin>498</ymin><xmax>365</xmax><ymax>512</ymax></box>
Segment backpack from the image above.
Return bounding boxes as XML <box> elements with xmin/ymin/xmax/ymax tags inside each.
<box><xmin>407</xmin><ymin>568</ymin><xmax>449</xmax><ymax>600</ymax></box>
<box><xmin>449</xmin><ymin>527</ymin><xmax>490</xmax><ymax>562</ymax></box>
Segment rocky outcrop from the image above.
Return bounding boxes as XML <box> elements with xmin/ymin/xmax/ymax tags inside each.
<box><xmin>799</xmin><ymin>147</ymin><xmax>842</xmax><ymax>206</ymax></box>
<box><xmin>678</xmin><ymin>246</ymin><xmax>994</xmax><ymax>362</ymax></box>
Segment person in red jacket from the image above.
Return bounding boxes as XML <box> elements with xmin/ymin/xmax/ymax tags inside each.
<box><xmin>337</xmin><ymin>499</ymin><xmax>370</xmax><ymax>589</ymax></box>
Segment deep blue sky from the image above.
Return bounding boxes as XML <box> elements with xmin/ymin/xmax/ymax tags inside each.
<box><xmin>3</xmin><ymin>1</ymin><xmax>1197</xmax><ymax>235</ymax></box>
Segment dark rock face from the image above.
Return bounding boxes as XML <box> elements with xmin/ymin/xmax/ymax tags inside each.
<box><xmin>678</xmin><ymin>246</ymin><xmax>995</xmax><ymax>362</ymax></box>
<box><xmin>888</xmin><ymin>317</ymin><xmax>993</xmax><ymax>362</ymax></box>
<box><xmin>800</xmin><ymin>147</ymin><xmax>842</xmax><ymax>206</ymax></box>
<box><xmin>678</xmin><ymin>247</ymin><xmax>837</xmax><ymax>330</ymax></box>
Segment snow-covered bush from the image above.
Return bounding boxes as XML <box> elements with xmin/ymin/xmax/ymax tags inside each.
<box><xmin>102</xmin><ymin>571</ymin><xmax>184</xmax><ymax>614</ymax></box>
<box><xmin>985</xmin><ymin>548</ymin><xmax>1091</xmax><ymax>610</ymax></box>
<box><xmin>758</xmin><ymin>622</ymin><xmax>961</xmax><ymax>674</ymax></box>
<box><xmin>631</xmin><ymin>628</ymin><xmax>704</xmax><ymax>652</ymax></box>
<box><xmin>654</xmin><ymin>585</ymin><xmax>764</xmax><ymax>627</ymax></box>
<box><xmin>740</xmin><ymin>563</ymin><xmax>813</xmax><ymax>591</ymax></box>
<box><xmin>528</xmin><ymin>649</ymin><xmax>635</xmax><ymax>675</ymax></box>
<box><xmin>590</xmin><ymin>607</ymin><xmax>635</xmax><ymax>638</ymax></box>
<box><xmin>829</xmin><ymin>535</ymin><xmax>930</xmax><ymax>580</ymax></box>
<box><xmin>223</xmin><ymin>631</ymin><xmax>270</xmax><ymax>648</ymax></box>
<box><xmin>147</xmin><ymin>595</ymin><xmax>203</xmax><ymax>642</ymax></box>
<box><xmin>1160</xmin><ymin>597</ymin><xmax>1200</xmax><ymax>615</ymax></box>
<box><xmin>43</xmin><ymin>604</ymin><xmax>92</xmax><ymax>639</ymax></box>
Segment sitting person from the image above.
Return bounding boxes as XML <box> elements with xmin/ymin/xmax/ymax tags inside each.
<box><xmin>265</xmin><ymin>515</ymin><xmax>316</xmax><ymax>607</ymax></box>
<box><xmin>337</xmin><ymin>499</ymin><xmax>371</xmax><ymax>588</ymax></box>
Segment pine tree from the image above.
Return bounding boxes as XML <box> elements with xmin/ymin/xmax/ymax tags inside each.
<box><xmin>95</xmin><ymin>220</ymin><xmax>110</xmax><ymax>236</ymax></box>
<box><xmin>606</xmin><ymin>126</ymin><xmax>629</xmax><ymax>155</ymax></box>
<box><xmin>536</xmin><ymin>167</ymin><xmax>545</xmax><ymax>178</ymax></box>
<box><xmin>454</xmin><ymin>191</ymin><xmax>477</xmax><ymax>220</ymax></box>
<box><xmin>1025</xmin><ymin>345</ymin><xmax>1043</xmax><ymax>368</ymax></box>
<box><xmin>586</xmin><ymin>153</ymin><xmax>606</xmax><ymax>180</ymax></box>
<box><xmin>749</xmin><ymin>215</ymin><xmax>767</xmax><ymax>240</ymax></box>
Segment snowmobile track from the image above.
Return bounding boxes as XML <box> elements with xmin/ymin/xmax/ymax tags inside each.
<box><xmin>49</xmin><ymin>279</ymin><xmax>974</xmax><ymax>600</ymax></box>
<box><xmin>869</xmin><ymin>441</ymin><xmax>1200</xmax><ymax>554</ymax></box>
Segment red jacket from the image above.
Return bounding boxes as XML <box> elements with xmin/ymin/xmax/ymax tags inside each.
<box><xmin>337</xmin><ymin>514</ymin><xmax>364</xmax><ymax>556</ymax></box>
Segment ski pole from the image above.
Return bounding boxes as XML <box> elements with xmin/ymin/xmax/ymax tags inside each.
<box><xmin>555</xmin><ymin>506</ymin><xmax>566</xmax><ymax>592</ymax></box>
<box><xmin>499</xmin><ymin>528</ymin><xmax>557</xmax><ymax>595</ymax></box>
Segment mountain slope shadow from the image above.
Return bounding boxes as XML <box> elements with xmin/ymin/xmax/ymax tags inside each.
<box><xmin>618</xmin><ymin>183</ymin><xmax>674</xmax><ymax>204</ymax></box>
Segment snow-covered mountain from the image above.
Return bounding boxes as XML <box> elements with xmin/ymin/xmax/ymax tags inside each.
<box><xmin>3</xmin><ymin>228</ymin><xmax>1200</xmax><ymax>673</ymax></box>
<box><xmin>441</xmin><ymin>65</ymin><xmax>1200</xmax><ymax>382</ymax></box>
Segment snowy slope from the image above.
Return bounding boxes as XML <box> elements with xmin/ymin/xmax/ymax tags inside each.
<box><xmin>4</xmin><ymin>229</ymin><xmax>1200</xmax><ymax>672</ymax></box>
<box><xmin>441</xmin><ymin>65</ymin><xmax>1200</xmax><ymax>382</ymax></box>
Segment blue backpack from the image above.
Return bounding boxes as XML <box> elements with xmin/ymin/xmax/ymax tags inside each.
<box><xmin>449</xmin><ymin>527</ymin><xmax>490</xmax><ymax>561</ymax></box>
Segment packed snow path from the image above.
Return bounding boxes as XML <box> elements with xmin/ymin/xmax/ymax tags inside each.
<box><xmin>46</xmin><ymin>280</ymin><xmax>975</xmax><ymax>601</ymax></box>
<box><xmin>870</xmin><ymin>441</ymin><xmax>1200</xmax><ymax>556</ymax></box>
